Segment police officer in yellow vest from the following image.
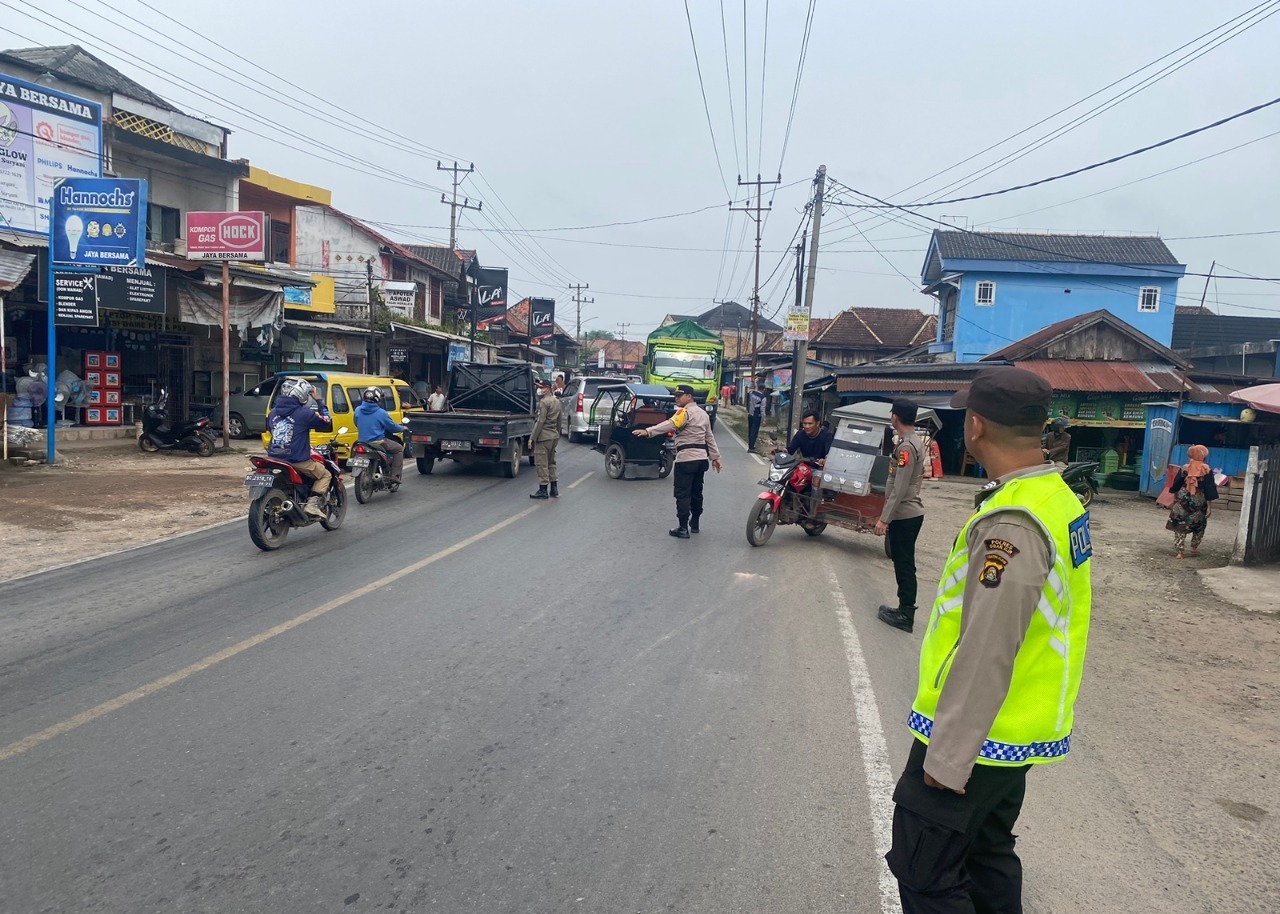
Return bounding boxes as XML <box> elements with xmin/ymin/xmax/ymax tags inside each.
<box><xmin>886</xmin><ymin>366</ymin><xmax>1093</xmax><ymax>914</ymax></box>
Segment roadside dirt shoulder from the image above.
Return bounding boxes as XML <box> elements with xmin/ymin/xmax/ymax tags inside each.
<box><xmin>0</xmin><ymin>446</ymin><xmax>254</xmax><ymax>582</ymax></box>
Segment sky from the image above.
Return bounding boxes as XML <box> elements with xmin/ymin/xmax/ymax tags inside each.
<box><xmin>2</xmin><ymin>0</ymin><xmax>1278</xmax><ymax>336</ymax></box>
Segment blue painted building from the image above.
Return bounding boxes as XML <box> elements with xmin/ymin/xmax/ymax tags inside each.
<box><xmin>920</xmin><ymin>231</ymin><xmax>1186</xmax><ymax>362</ymax></box>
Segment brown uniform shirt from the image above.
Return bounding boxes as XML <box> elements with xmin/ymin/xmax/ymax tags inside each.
<box><xmin>880</xmin><ymin>433</ymin><xmax>925</xmax><ymax>524</ymax></box>
<box><xmin>646</xmin><ymin>402</ymin><xmax>721</xmax><ymax>464</ymax></box>
<box><xmin>531</xmin><ymin>392</ymin><xmax>562</xmax><ymax>442</ymax></box>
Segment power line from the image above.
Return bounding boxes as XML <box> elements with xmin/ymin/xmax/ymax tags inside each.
<box><xmin>833</xmin><ymin>95</ymin><xmax>1280</xmax><ymax>210</ymax></box>
<box><xmin>718</xmin><ymin>0</ymin><xmax>742</xmax><ymax>176</ymax></box>
<box><xmin>776</xmin><ymin>0</ymin><xmax>816</xmax><ymax>179</ymax></box>
<box><xmin>682</xmin><ymin>0</ymin><xmax>732</xmax><ymax>197</ymax></box>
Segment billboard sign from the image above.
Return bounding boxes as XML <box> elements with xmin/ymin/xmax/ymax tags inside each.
<box><xmin>185</xmin><ymin>211</ymin><xmax>268</xmax><ymax>261</ymax></box>
<box><xmin>475</xmin><ymin>266</ymin><xmax>508</xmax><ymax>320</ymax></box>
<box><xmin>52</xmin><ymin>271</ymin><xmax>98</xmax><ymax>326</ymax></box>
<box><xmin>381</xmin><ymin>280</ymin><xmax>416</xmax><ymax>318</ymax></box>
<box><xmin>529</xmin><ymin>297</ymin><xmax>555</xmax><ymax>340</ymax></box>
<box><xmin>784</xmin><ymin>305</ymin><xmax>810</xmax><ymax>343</ymax></box>
<box><xmin>97</xmin><ymin>265</ymin><xmax>165</xmax><ymax>314</ymax></box>
<box><xmin>0</xmin><ymin>74</ymin><xmax>103</xmax><ymax>236</ymax></box>
<box><xmin>51</xmin><ymin>178</ymin><xmax>147</xmax><ymax>267</ymax></box>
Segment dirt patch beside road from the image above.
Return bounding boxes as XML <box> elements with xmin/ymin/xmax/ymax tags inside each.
<box><xmin>0</xmin><ymin>445</ymin><xmax>254</xmax><ymax>582</ymax></box>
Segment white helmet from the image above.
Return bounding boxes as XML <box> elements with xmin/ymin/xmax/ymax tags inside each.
<box><xmin>281</xmin><ymin>378</ymin><xmax>314</xmax><ymax>401</ymax></box>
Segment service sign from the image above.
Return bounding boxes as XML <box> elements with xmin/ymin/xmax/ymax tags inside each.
<box><xmin>185</xmin><ymin>211</ymin><xmax>268</xmax><ymax>261</ymax></box>
<box><xmin>52</xmin><ymin>271</ymin><xmax>98</xmax><ymax>326</ymax></box>
<box><xmin>0</xmin><ymin>74</ymin><xmax>103</xmax><ymax>236</ymax></box>
<box><xmin>51</xmin><ymin>177</ymin><xmax>146</xmax><ymax>267</ymax></box>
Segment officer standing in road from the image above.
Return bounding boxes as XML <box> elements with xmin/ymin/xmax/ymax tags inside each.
<box><xmin>885</xmin><ymin>366</ymin><xmax>1094</xmax><ymax>913</ymax></box>
<box><xmin>747</xmin><ymin>381</ymin><xmax>767</xmax><ymax>450</ymax></box>
<box><xmin>634</xmin><ymin>383</ymin><xmax>722</xmax><ymax>538</ymax></box>
<box><xmin>529</xmin><ymin>378</ymin><xmax>563</xmax><ymax>499</ymax></box>
<box><xmin>876</xmin><ymin>398</ymin><xmax>927</xmax><ymax>633</ymax></box>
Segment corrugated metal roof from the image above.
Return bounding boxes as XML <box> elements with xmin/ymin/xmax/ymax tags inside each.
<box><xmin>0</xmin><ymin>249</ymin><xmax>35</xmax><ymax>292</ymax></box>
<box><xmin>1013</xmin><ymin>361</ymin><xmax>1185</xmax><ymax>393</ymax></box>
<box><xmin>933</xmin><ymin>230</ymin><xmax>1179</xmax><ymax>266</ymax></box>
<box><xmin>837</xmin><ymin>377</ymin><xmax>964</xmax><ymax>393</ymax></box>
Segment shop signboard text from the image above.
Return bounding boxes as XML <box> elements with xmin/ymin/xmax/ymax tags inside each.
<box><xmin>51</xmin><ymin>178</ymin><xmax>146</xmax><ymax>267</ymax></box>
<box><xmin>185</xmin><ymin>211</ymin><xmax>268</xmax><ymax>261</ymax></box>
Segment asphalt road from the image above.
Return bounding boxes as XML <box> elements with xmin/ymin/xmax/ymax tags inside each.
<box><xmin>0</xmin><ymin>432</ymin><xmax>1267</xmax><ymax>913</ymax></box>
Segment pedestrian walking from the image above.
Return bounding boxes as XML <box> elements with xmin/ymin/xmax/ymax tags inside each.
<box><xmin>885</xmin><ymin>366</ymin><xmax>1094</xmax><ymax>914</ymax></box>
<box><xmin>1163</xmin><ymin>444</ymin><xmax>1217</xmax><ymax>558</ymax></box>
<box><xmin>528</xmin><ymin>379</ymin><xmax>562</xmax><ymax>499</ymax></box>
<box><xmin>876</xmin><ymin>399</ymin><xmax>927</xmax><ymax>633</ymax></box>
<box><xmin>633</xmin><ymin>384</ymin><xmax>721</xmax><ymax>538</ymax></box>
<box><xmin>747</xmin><ymin>381</ymin><xmax>767</xmax><ymax>450</ymax></box>
<box><xmin>426</xmin><ymin>385</ymin><xmax>447</xmax><ymax>411</ymax></box>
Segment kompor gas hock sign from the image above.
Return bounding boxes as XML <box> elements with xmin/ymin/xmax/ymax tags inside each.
<box><xmin>186</xmin><ymin>211</ymin><xmax>268</xmax><ymax>261</ymax></box>
<box><xmin>0</xmin><ymin>74</ymin><xmax>103</xmax><ymax>236</ymax></box>
<box><xmin>51</xmin><ymin>178</ymin><xmax>146</xmax><ymax>267</ymax></box>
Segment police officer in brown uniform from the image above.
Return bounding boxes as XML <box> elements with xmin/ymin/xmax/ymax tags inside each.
<box><xmin>885</xmin><ymin>367</ymin><xmax>1094</xmax><ymax>914</ymax></box>
<box><xmin>634</xmin><ymin>384</ymin><xmax>722</xmax><ymax>538</ymax></box>
<box><xmin>529</xmin><ymin>378</ymin><xmax>562</xmax><ymax>499</ymax></box>
<box><xmin>877</xmin><ymin>398</ymin><xmax>927</xmax><ymax>633</ymax></box>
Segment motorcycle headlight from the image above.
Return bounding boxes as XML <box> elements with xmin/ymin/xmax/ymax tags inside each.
<box><xmin>768</xmin><ymin>466</ymin><xmax>787</xmax><ymax>482</ymax></box>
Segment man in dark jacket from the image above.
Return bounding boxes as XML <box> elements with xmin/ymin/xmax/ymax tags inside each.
<box><xmin>354</xmin><ymin>387</ymin><xmax>407</xmax><ymax>486</ymax></box>
<box><xmin>747</xmin><ymin>381</ymin><xmax>768</xmax><ymax>450</ymax></box>
<box><xmin>267</xmin><ymin>378</ymin><xmax>334</xmax><ymax>518</ymax></box>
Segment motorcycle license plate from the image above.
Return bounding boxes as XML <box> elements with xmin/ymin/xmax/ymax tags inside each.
<box><xmin>244</xmin><ymin>473</ymin><xmax>276</xmax><ymax>488</ymax></box>
<box><xmin>348</xmin><ymin>457</ymin><xmax>370</xmax><ymax>468</ymax></box>
<box><xmin>442</xmin><ymin>440</ymin><xmax>471</xmax><ymax>451</ymax></box>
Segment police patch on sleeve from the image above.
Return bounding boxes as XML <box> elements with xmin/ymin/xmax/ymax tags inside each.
<box><xmin>1069</xmin><ymin>513</ymin><xmax>1093</xmax><ymax>568</ymax></box>
<box><xmin>897</xmin><ymin>448</ymin><xmax>910</xmax><ymax>468</ymax></box>
<box><xmin>980</xmin><ymin>553</ymin><xmax>1009</xmax><ymax>588</ymax></box>
<box><xmin>984</xmin><ymin>538</ymin><xmax>1020</xmax><ymax>558</ymax></box>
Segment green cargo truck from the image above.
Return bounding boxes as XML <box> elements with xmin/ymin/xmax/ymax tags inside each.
<box><xmin>642</xmin><ymin>320</ymin><xmax>724</xmax><ymax>426</ymax></box>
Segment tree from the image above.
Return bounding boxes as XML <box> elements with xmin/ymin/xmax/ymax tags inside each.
<box><xmin>582</xmin><ymin>329</ymin><xmax>615</xmax><ymax>341</ymax></box>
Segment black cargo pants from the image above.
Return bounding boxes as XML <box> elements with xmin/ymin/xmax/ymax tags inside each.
<box><xmin>887</xmin><ymin>514</ymin><xmax>925</xmax><ymax>611</ymax></box>
<box><xmin>886</xmin><ymin>738</ymin><xmax>1029</xmax><ymax>914</ymax></box>
<box><xmin>672</xmin><ymin>459</ymin><xmax>709</xmax><ymax>527</ymax></box>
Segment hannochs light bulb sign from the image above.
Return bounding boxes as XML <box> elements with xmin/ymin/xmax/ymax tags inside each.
<box><xmin>50</xmin><ymin>177</ymin><xmax>147</xmax><ymax>267</ymax></box>
<box><xmin>185</xmin><ymin>211</ymin><xmax>269</xmax><ymax>261</ymax></box>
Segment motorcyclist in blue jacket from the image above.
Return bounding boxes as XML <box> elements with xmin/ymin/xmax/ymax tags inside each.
<box><xmin>266</xmin><ymin>377</ymin><xmax>333</xmax><ymax>518</ymax></box>
<box><xmin>354</xmin><ymin>386</ymin><xmax>407</xmax><ymax>487</ymax></box>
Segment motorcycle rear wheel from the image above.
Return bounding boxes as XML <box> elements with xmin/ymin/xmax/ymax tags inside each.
<box><xmin>248</xmin><ymin>491</ymin><xmax>290</xmax><ymax>551</ymax></box>
<box><xmin>746</xmin><ymin>499</ymin><xmax>778</xmax><ymax>547</ymax></box>
<box><xmin>195</xmin><ymin>436</ymin><xmax>215</xmax><ymax>458</ymax></box>
<box><xmin>138</xmin><ymin>435</ymin><xmax>159</xmax><ymax>453</ymax></box>
<box><xmin>1075</xmin><ymin>486</ymin><xmax>1094</xmax><ymax>509</ymax></box>
<box><xmin>354</xmin><ymin>470</ymin><xmax>375</xmax><ymax>504</ymax></box>
<box><xmin>321</xmin><ymin>483</ymin><xmax>347</xmax><ymax>530</ymax></box>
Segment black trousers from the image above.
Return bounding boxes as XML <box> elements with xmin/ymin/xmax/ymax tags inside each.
<box><xmin>747</xmin><ymin>413</ymin><xmax>762</xmax><ymax>449</ymax></box>
<box><xmin>887</xmin><ymin>514</ymin><xmax>925</xmax><ymax>610</ymax></box>
<box><xmin>886</xmin><ymin>739</ymin><xmax>1029</xmax><ymax>914</ymax></box>
<box><xmin>672</xmin><ymin>459</ymin><xmax>709</xmax><ymax>526</ymax></box>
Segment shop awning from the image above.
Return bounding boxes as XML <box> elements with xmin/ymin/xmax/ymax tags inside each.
<box><xmin>388</xmin><ymin>320</ymin><xmax>473</xmax><ymax>345</ymax></box>
<box><xmin>0</xmin><ymin>249</ymin><xmax>35</xmax><ymax>292</ymax></box>
<box><xmin>1013</xmin><ymin>360</ymin><xmax>1185</xmax><ymax>394</ymax></box>
<box><xmin>284</xmin><ymin>318</ymin><xmax>370</xmax><ymax>335</ymax></box>
<box><xmin>1230</xmin><ymin>382</ymin><xmax>1280</xmax><ymax>416</ymax></box>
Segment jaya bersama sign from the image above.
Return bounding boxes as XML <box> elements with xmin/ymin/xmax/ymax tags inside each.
<box><xmin>50</xmin><ymin>177</ymin><xmax>147</xmax><ymax>267</ymax></box>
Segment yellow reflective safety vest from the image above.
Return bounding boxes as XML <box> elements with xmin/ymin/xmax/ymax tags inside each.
<box><xmin>909</xmin><ymin>470</ymin><xmax>1093</xmax><ymax>767</ymax></box>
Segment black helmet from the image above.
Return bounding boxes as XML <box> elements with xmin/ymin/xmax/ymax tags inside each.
<box><xmin>1051</xmin><ymin>417</ymin><xmax>1070</xmax><ymax>432</ymax></box>
<box><xmin>362</xmin><ymin>386</ymin><xmax>382</xmax><ymax>404</ymax></box>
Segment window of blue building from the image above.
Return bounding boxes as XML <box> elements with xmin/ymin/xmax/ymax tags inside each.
<box><xmin>975</xmin><ymin>280</ymin><xmax>996</xmax><ymax>306</ymax></box>
<box><xmin>1139</xmin><ymin>286</ymin><xmax>1160</xmax><ymax>313</ymax></box>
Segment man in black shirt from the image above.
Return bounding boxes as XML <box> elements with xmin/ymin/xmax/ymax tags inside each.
<box><xmin>784</xmin><ymin>411</ymin><xmax>833</xmax><ymax>464</ymax></box>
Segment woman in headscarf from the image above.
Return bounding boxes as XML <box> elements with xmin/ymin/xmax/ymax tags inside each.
<box><xmin>1165</xmin><ymin>444</ymin><xmax>1218</xmax><ymax>558</ymax></box>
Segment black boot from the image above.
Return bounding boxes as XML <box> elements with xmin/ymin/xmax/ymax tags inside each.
<box><xmin>877</xmin><ymin>605</ymin><xmax>916</xmax><ymax>633</ymax></box>
<box><xmin>549</xmin><ymin>482</ymin><xmax>560</xmax><ymax>498</ymax></box>
<box><xmin>530</xmin><ymin>485</ymin><xmax>549</xmax><ymax>500</ymax></box>
<box><xmin>669</xmin><ymin>524</ymin><xmax>690</xmax><ymax>539</ymax></box>
<box><xmin>689</xmin><ymin>515</ymin><xmax>700</xmax><ymax>534</ymax></box>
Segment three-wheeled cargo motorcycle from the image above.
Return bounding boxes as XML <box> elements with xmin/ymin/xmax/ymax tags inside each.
<box><xmin>746</xmin><ymin>401</ymin><xmax>939</xmax><ymax>547</ymax></box>
<box><xmin>590</xmin><ymin>383</ymin><xmax>678</xmax><ymax>480</ymax></box>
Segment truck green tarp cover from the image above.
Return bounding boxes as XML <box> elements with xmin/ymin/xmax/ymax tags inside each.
<box><xmin>647</xmin><ymin>320</ymin><xmax>722</xmax><ymax>343</ymax></box>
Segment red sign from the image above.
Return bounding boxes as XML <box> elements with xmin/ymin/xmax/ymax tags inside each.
<box><xmin>185</xmin><ymin>211</ymin><xmax>268</xmax><ymax>261</ymax></box>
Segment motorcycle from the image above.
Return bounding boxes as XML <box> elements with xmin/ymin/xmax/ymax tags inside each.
<box><xmin>350</xmin><ymin>435</ymin><xmax>405</xmax><ymax>503</ymax></box>
<box><xmin>244</xmin><ymin>431</ymin><xmax>348</xmax><ymax>551</ymax></box>
<box><xmin>139</xmin><ymin>392</ymin><xmax>216</xmax><ymax>457</ymax></box>
<box><xmin>1060</xmin><ymin>460</ymin><xmax>1100</xmax><ymax>508</ymax></box>
<box><xmin>747</xmin><ymin>449</ymin><xmax>831</xmax><ymax>546</ymax></box>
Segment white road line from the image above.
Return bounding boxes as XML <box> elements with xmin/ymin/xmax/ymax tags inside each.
<box><xmin>719</xmin><ymin>418</ymin><xmax>751</xmax><ymax>452</ymax></box>
<box><xmin>0</xmin><ymin>505</ymin><xmax>542</xmax><ymax>763</ymax></box>
<box><xmin>825</xmin><ymin>560</ymin><xmax>903</xmax><ymax>914</ymax></box>
<box><xmin>568</xmin><ymin>471</ymin><xmax>594</xmax><ymax>489</ymax></box>
<box><xmin>751</xmin><ymin>452</ymin><xmax>765</xmax><ymax>465</ymax></box>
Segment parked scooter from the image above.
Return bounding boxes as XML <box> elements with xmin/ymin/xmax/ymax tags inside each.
<box><xmin>139</xmin><ymin>391</ymin><xmax>216</xmax><ymax>457</ymax></box>
<box><xmin>1060</xmin><ymin>460</ymin><xmax>1100</xmax><ymax>508</ymax></box>
<box><xmin>244</xmin><ymin>430</ymin><xmax>348</xmax><ymax>551</ymax></box>
<box><xmin>350</xmin><ymin>434</ymin><xmax>405</xmax><ymax>503</ymax></box>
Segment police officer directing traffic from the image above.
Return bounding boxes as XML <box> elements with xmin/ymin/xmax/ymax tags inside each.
<box><xmin>886</xmin><ymin>366</ymin><xmax>1094</xmax><ymax>913</ymax></box>
<box><xmin>634</xmin><ymin>384</ymin><xmax>721</xmax><ymax>538</ymax></box>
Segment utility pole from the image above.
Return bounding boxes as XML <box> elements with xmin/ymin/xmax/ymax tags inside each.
<box><xmin>785</xmin><ymin>233</ymin><xmax>806</xmax><ymax>439</ymax></box>
<box><xmin>366</xmin><ymin>259</ymin><xmax>376</xmax><ymax>374</ymax></box>
<box><xmin>788</xmin><ymin>166</ymin><xmax>826</xmax><ymax>445</ymax></box>
<box><xmin>570</xmin><ymin>282</ymin><xmax>593</xmax><ymax>369</ymax></box>
<box><xmin>436</xmin><ymin>161</ymin><xmax>481</xmax><ymax>251</ymax></box>
<box><xmin>731</xmin><ymin>173</ymin><xmax>781</xmax><ymax>389</ymax></box>
<box><xmin>616</xmin><ymin>322</ymin><xmax>631</xmax><ymax>341</ymax></box>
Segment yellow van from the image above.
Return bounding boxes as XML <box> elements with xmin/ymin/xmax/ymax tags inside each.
<box><xmin>260</xmin><ymin>372</ymin><xmax>422</xmax><ymax>458</ymax></box>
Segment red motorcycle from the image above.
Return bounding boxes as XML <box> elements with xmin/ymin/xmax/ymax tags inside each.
<box><xmin>243</xmin><ymin>439</ymin><xmax>347</xmax><ymax>551</ymax></box>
